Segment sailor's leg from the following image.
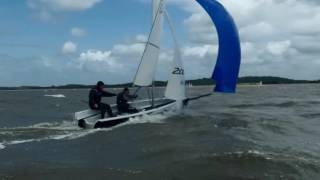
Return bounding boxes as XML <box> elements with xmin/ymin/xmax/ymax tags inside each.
<box><xmin>120</xmin><ymin>104</ymin><xmax>138</xmax><ymax>114</ymax></box>
<box><xmin>99</xmin><ymin>103</ymin><xmax>107</xmax><ymax>119</ymax></box>
<box><xmin>99</xmin><ymin>103</ymin><xmax>114</xmax><ymax>118</ymax></box>
<box><xmin>105</xmin><ymin>104</ymin><xmax>114</xmax><ymax>117</ymax></box>
<box><xmin>117</xmin><ymin>104</ymin><xmax>128</xmax><ymax>114</ymax></box>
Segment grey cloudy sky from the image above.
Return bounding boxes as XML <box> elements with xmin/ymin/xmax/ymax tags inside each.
<box><xmin>0</xmin><ymin>0</ymin><xmax>319</xmax><ymax>86</ymax></box>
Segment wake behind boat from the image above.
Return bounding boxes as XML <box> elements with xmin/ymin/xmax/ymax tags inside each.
<box><xmin>74</xmin><ymin>0</ymin><xmax>241</xmax><ymax>129</ymax></box>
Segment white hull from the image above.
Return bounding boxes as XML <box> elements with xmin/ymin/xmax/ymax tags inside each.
<box><xmin>75</xmin><ymin>99</ymin><xmax>177</xmax><ymax>129</ymax></box>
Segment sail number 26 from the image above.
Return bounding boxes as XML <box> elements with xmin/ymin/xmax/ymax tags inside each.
<box><xmin>172</xmin><ymin>67</ymin><xmax>184</xmax><ymax>75</ymax></box>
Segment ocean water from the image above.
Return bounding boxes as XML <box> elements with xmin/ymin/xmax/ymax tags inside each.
<box><xmin>0</xmin><ymin>84</ymin><xmax>320</xmax><ymax>179</ymax></box>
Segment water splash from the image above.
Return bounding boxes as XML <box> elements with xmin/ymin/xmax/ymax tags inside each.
<box><xmin>127</xmin><ymin>112</ymin><xmax>170</xmax><ymax>125</ymax></box>
<box><xmin>0</xmin><ymin>111</ymin><xmax>174</xmax><ymax>150</ymax></box>
<box><xmin>44</xmin><ymin>94</ymin><xmax>66</xmax><ymax>98</ymax></box>
<box><xmin>0</xmin><ymin>143</ymin><xmax>5</xmax><ymax>150</ymax></box>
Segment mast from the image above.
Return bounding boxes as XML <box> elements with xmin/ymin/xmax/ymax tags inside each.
<box><xmin>151</xmin><ymin>79</ymin><xmax>155</xmax><ymax>107</ymax></box>
<box><xmin>150</xmin><ymin>0</ymin><xmax>161</xmax><ymax>107</ymax></box>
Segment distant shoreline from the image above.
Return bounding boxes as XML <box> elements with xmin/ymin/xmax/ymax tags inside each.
<box><xmin>0</xmin><ymin>83</ymin><xmax>318</xmax><ymax>92</ymax></box>
<box><xmin>0</xmin><ymin>76</ymin><xmax>319</xmax><ymax>91</ymax></box>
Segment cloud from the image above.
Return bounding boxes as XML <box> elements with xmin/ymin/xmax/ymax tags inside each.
<box><xmin>182</xmin><ymin>45</ymin><xmax>217</xmax><ymax>59</ymax></box>
<box><xmin>111</xmin><ymin>34</ymin><xmax>148</xmax><ymax>56</ymax></box>
<box><xmin>240</xmin><ymin>22</ymin><xmax>276</xmax><ymax>42</ymax></box>
<box><xmin>113</xmin><ymin>43</ymin><xmax>145</xmax><ymax>56</ymax></box>
<box><xmin>266</xmin><ymin>40</ymin><xmax>291</xmax><ymax>56</ymax></box>
<box><xmin>71</xmin><ymin>27</ymin><xmax>86</xmax><ymax>37</ymax></box>
<box><xmin>27</xmin><ymin>0</ymin><xmax>102</xmax><ymax>21</ymax></box>
<box><xmin>27</xmin><ymin>0</ymin><xmax>102</xmax><ymax>11</ymax></box>
<box><xmin>79</xmin><ymin>50</ymin><xmax>114</xmax><ymax>62</ymax></box>
<box><xmin>78</xmin><ymin>50</ymin><xmax>125</xmax><ymax>73</ymax></box>
<box><xmin>135</xmin><ymin>34</ymin><xmax>148</xmax><ymax>42</ymax></box>
<box><xmin>4</xmin><ymin>0</ymin><xmax>320</xmax><ymax>87</ymax></box>
<box><xmin>183</xmin><ymin>11</ymin><xmax>217</xmax><ymax>44</ymax></box>
<box><xmin>62</xmin><ymin>41</ymin><xmax>77</xmax><ymax>54</ymax></box>
<box><xmin>71</xmin><ymin>0</ymin><xmax>320</xmax><ymax>82</ymax></box>
<box><xmin>74</xmin><ymin>36</ymin><xmax>148</xmax><ymax>74</ymax></box>
<box><xmin>171</xmin><ymin>0</ymin><xmax>320</xmax><ymax>80</ymax></box>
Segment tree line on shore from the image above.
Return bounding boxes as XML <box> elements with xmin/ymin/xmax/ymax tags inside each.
<box><xmin>1</xmin><ymin>76</ymin><xmax>319</xmax><ymax>90</ymax></box>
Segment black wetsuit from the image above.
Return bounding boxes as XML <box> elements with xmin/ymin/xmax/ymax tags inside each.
<box><xmin>89</xmin><ymin>87</ymin><xmax>116</xmax><ymax>118</ymax></box>
<box><xmin>117</xmin><ymin>92</ymin><xmax>138</xmax><ymax>114</ymax></box>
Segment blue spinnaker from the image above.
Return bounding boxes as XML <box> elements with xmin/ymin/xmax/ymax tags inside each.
<box><xmin>196</xmin><ymin>0</ymin><xmax>241</xmax><ymax>93</ymax></box>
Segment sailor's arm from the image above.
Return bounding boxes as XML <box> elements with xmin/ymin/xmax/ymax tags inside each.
<box><xmin>101</xmin><ymin>90</ymin><xmax>116</xmax><ymax>97</ymax></box>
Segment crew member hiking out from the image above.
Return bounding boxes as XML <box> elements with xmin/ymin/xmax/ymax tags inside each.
<box><xmin>117</xmin><ymin>87</ymin><xmax>138</xmax><ymax>114</ymax></box>
<box><xmin>89</xmin><ymin>81</ymin><xmax>116</xmax><ymax>119</ymax></box>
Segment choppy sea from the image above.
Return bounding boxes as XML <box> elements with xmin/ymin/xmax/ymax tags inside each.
<box><xmin>0</xmin><ymin>84</ymin><xmax>320</xmax><ymax>179</ymax></box>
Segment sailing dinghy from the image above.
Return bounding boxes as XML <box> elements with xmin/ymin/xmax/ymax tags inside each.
<box><xmin>74</xmin><ymin>0</ymin><xmax>241</xmax><ymax>129</ymax></box>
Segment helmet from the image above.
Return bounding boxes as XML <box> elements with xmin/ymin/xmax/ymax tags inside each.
<box><xmin>97</xmin><ymin>81</ymin><xmax>104</xmax><ymax>86</ymax></box>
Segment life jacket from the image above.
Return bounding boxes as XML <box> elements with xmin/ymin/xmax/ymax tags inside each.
<box><xmin>117</xmin><ymin>92</ymin><xmax>128</xmax><ymax>105</ymax></box>
<box><xmin>89</xmin><ymin>86</ymin><xmax>103</xmax><ymax>108</ymax></box>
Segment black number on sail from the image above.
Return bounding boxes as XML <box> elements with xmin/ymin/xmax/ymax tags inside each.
<box><xmin>172</xmin><ymin>67</ymin><xmax>184</xmax><ymax>75</ymax></box>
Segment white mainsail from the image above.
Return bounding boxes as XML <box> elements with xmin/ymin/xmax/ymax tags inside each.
<box><xmin>133</xmin><ymin>0</ymin><xmax>165</xmax><ymax>86</ymax></box>
<box><xmin>152</xmin><ymin>0</ymin><xmax>159</xmax><ymax>21</ymax></box>
<box><xmin>164</xmin><ymin>11</ymin><xmax>186</xmax><ymax>101</ymax></box>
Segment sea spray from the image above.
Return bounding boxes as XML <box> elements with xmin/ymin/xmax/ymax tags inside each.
<box><xmin>44</xmin><ymin>94</ymin><xmax>66</xmax><ymax>98</ymax></box>
<box><xmin>0</xmin><ymin>143</ymin><xmax>5</xmax><ymax>150</ymax></box>
<box><xmin>0</xmin><ymin>111</ymin><xmax>175</xmax><ymax>149</ymax></box>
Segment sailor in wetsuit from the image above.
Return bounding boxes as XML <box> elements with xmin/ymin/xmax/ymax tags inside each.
<box><xmin>89</xmin><ymin>81</ymin><xmax>116</xmax><ymax>119</ymax></box>
<box><xmin>117</xmin><ymin>87</ymin><xmax>138</xmax><ymax>114</ymax></box>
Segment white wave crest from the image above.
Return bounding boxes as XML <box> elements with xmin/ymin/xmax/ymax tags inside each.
<box><xmin>0</xmin><ymin>143</ymin><xmax>5</xmax><ymax>150</ymax></box>
<box><xmin>28</xmin><ymin>121</ymin><xmax>100</xmax><ymax>140</ymax></box>
<box><xmin>8</xmin><ymin>139</ymin><xmax>39</xmax><ymax>145</ymax></box>
<box><xmin>0</xmin><ymin>131</ymin><xmax>13</xmax><ymax>135</ymax></box>
<box><xmin>62</xmin><ymin>128</ymin><xmax>108</xmax><ymax>140</ymax></box>
<box><xmin>44</xmin><ymin>94</ymin><xmax>66</xmax><ymax>98</ymax></box>
<box><xmin>30</xmin><ymin>121</ymin><xmax>79</xmax><ymax>130</ymax></box>
<box><xmin>64</xmin><ymin>112</ymin><xmax>175</xmax><ymax>140</ymax></box>
<box><xmin>0</xmin><ymin>110</ymin><xmax>177</xmax><ymax>149</ymax></box>
<box><xmin>128</xmin><ymin>113</ymin><xmax>168</xmax><ymax>124</ymax></box>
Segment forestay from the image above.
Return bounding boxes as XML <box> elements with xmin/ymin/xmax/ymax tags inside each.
<box><xmin>133</xmin><ymin>0</ymin><xmax>166</xmax><ymax>86</ymax></box>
